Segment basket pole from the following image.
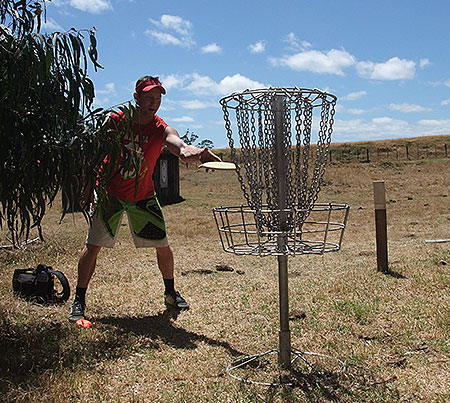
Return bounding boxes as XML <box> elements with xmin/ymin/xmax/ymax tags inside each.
<box><xmin>274</xmin><ymin>95</ymin><xmax>291</xmax><ymax>369</ymax></box>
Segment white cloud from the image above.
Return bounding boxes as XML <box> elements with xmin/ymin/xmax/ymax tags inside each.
<box><xmin>201</xmin><ymin>43</ymin><xmax>222</xmax><ymax>54</ymax></box>
<box><xmin>249</xmin><ymin>41</ymin><xmax>266</xmax><ymax>54</ymax></box>
<box><xmin>342</xmin><ymin>90</ymin><xmax>367</xmax><ymax>101</ymax></box>
<box><xmin>334</xmin><ymin>117</ymin><xmax>413</xmax><ymax>141</ymax></box>
<box><xmin>347</xmin><ymin>108</ymin><xmax>366</xmax><ymax>115</ymax></box>
<box><xmin>419</xmin><ymin>58</ymin><xmax>431</xmax><ymax>69</ymax></box>
<box><xmin>166</xmin><ymin>16</ymin><xmax>191</xmax><ymax>37</ymax></box>
<box><xmin>441</xmin><ymin>99</ymin><xmax>450</xmax><ymax>106</ymax></box>
<box><xmin>160</xmin><ymin>74</ymin><xmax>188</xmax><ymax>90</ymax></box>
<box><xmin>69</xmin><ymin>0</ymin><xmax>112</xmax><ymax>13</ymax></box>
<box><xmin>147</xmin><ymin>15</ymin><xmax>194</xmax><ymax>47</ymax></box>
<box><xmin>96</xmin><ymin>82</ymin><xmax>117</xmax><ymax>96</ymax></box>
<box><xmin>272</xmin><ymin>49</ymin><xmax>356</xmax><ymax>76</ymax></box>
<box><xmin>145</xmin><ymin>31</ymin><xmax>183</xmax><ymax>46</ymax></box>
<box><xmin>283</xmin><ymin>33</ymin><xmax>311</xmax><ymax>51</ymax></box>
<box><xmin>218</xmin><ymin>74</ymin><xmax>265</xmax><ymax>95</ymax></box>
<box><xmin>93</xmin><ymin>82</ymin><xmax>119</xmax><ymax>108</ymax></box>
<box><xmin>356</xmin><ymin>57</ymin><xmax>416</xmax><ymax>80</ymax></box>
<box><xmin>371</xmin><ymin>117</ymin><xmax>401</xmax><ymax>125</ymax></box>
<box><xmin>185</xmin><ymin>74</ymin><xmax>219</xmax><ymax>95</ymax></box>
<box><xmin>418</xmin><ymin>118</ymin><xmax>450</xmax><ymax>127</ymax></box>
<box><xmin>172</xmin><ymin>116</ymin><xmax>195</xmax><ymax>123</ymax></box>
<box><xmin>154</xmin><ymin>15</ymin><xmax>192</xmax><ymax>36</ymax></box>
<box><xmin>445</xmin><ymin>78</ymin><xmax>450</xmax><ymax>88</ymax></box>
<box><xmin>417</xmin><ymin>119</ymin><xmax>450</xmax><ymax>136</ymax></box>
<box><xmin>333</xmin><ymin>114</ymin><xmax>450</xmax><ymax>142</ymax></box>
<box><xmin>389</xmin><ymin>103</ymin><xmax>432</xmax><ymax>113</ymax></box>
<box><xmin>41</xmin><ymin>17</ymin><xmax>63</xmax><ymax>31</ymax></box>
<box><xmin>179</xmin><ymin>100</ymin><xmax>216</xmax><ymax>110</ymax></box>
<box><xmin>185</xmin><ymin>73</ymin><xmax>266</xmax><ymax>96</ymax></box>
<box><xmin>162</xmin><ymin>73</ymin><xmax>266</xmax><ymax>97</ymax></box>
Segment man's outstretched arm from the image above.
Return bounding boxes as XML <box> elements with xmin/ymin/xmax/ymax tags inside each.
<box><xmin>164</xmin><ymin>126</ymin><xmax>221</xmax><ymax>163</ymax></box>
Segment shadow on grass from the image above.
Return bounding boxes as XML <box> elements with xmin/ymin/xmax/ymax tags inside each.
<box><xmin>0</xmin><ymin>307</ymin><xmax>398</xmax><ymax>402</ymax></box>
<box><xmin>98</xmin><ymin>308</ymin><xmax>244</xmax><ymax>358</ymax></box>
<box><xmin>226</xmin><ymin>353</ymin><xmax>400</xmax><ymax>402</ymax></box>
<box><xmin>0</xmin><ymin>312</ymin><xmax>135</xmax><ymax>398</ymax></box>
<box><xmin>227</xmin><ymin>352</ymin><xmax>350</xmax><ymax>402</ymax></box>
<box><xmin>383</xmin><ymin>268</ymin><xmax>407</xmax><ymax>279</ymax></box>
<box><xmin>237</xmin><ymin>363</ymin><xmax>400</xmax><ymax>402</ymax></box>
<box><xmin>0</xmin><ymin>307</ymin><xmax>243</xmax><ymax>400</ymax></box>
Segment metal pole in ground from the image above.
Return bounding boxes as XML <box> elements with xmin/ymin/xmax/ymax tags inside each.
<box><xmin>274</xmin><ymin>94</ymin><xmax>291</xmax><ymax>369</ymax></box>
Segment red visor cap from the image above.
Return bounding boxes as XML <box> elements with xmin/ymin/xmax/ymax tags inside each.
<box><xmin>135</xmin><ymin>78</ymin><xmax>166</xmax><ymax>95</ymax></box>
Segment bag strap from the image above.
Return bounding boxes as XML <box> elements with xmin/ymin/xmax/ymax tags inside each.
<box><xmin>48</xmin><ymin>268</ymin><xmax>71</xmax><ymax>302</ymax></box>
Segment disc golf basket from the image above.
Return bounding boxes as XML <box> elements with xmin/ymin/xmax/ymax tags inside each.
<box><xmin>213</xmin><ymin>87</ymin><xmax>350</xmax><ymax>385</ymax></box>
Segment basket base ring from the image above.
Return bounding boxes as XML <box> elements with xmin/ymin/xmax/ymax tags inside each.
<box><xmin>226</xmin><ymin>348</ymin><xmax>346</xmax><ymax>387</ymax></box>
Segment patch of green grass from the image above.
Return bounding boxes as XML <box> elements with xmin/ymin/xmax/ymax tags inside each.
<box><xmin>436</xmin><ymin>338</ymin><xmax>450</xmax><ymax>354</ymax></box>
<box><xmin>333</xmin><ymin>298</ymin><xmax>380</xmax><ymax>325</ymax></box>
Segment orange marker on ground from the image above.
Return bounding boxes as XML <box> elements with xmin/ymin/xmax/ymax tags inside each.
<box><xmin>76</xmin><ymin>319</ymin><xmax>92</xmax><ymax>328</ymax></box>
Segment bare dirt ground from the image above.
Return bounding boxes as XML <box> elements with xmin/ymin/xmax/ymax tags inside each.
<box><xmin>0</xmin><ymin>154</ymin><xmax>449</xmax><ymax>402</ymax></box>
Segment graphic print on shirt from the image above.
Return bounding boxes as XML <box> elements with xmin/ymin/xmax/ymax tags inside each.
<box><xmin>118</xmin><ymin>132</ymin><xmax>148</xmax><ymax>180</ymax></box>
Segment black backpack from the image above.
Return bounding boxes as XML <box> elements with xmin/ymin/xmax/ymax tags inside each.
<box><xmin>12</xmin><ymin>264</ymin><xmax>70</xmax><ymax>304</ymax></box>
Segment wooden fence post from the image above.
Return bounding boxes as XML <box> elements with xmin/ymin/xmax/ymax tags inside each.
<box><xmin>373</xmin><ymin>181</ymin><xmax>389</xmax><ymax>272</ymax></box>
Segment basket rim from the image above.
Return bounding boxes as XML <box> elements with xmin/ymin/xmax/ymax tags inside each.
<box><xmin>219</xmin><ymin>87</ymin><xmax>337</xmax><ymax>109</ymax></box>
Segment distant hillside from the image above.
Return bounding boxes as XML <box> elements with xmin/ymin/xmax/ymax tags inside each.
<box><xmin>329</xmin><ymin>134</ymin><xmax>450</xmax><ymax>149</ymax></box>
<box><xmin>214</xmin><ymin>134</ymin><xmax>450</xmax><ymax>163</ymax></box>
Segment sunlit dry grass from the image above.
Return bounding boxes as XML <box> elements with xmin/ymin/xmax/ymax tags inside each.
<box><xmin>0</xmin><ymin>148</ymin><xmax>449</xmax><ymax>402</ymax></box>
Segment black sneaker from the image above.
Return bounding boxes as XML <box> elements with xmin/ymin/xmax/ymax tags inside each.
<box><xmin>68</xmin><ymin>300</ymin><xmax>86</xmax><ymax>322</ymax></box>
<box><xmin>164</xmin><ymin>291</ymin><xmax>189</xmax><ymax>310</ymax></box>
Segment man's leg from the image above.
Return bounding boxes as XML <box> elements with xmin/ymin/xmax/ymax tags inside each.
<box><xmin>156</xmin><ymin>246</ymin><xmax>189</xmax><ymax>309</ymax></box>
<box><xmin>69</xmin><ymin>244</ymin><xmax>102</xmax><ymax>321</ymax></box>
<box><xmin>156</xmin><ymin>245</ymin><xmax>174</xmax><ymax>280</ymax></box>
<box><xmin>77</xmin><ymin>243</ymin><xmax>102</xmax><ymax>288</ymax></box>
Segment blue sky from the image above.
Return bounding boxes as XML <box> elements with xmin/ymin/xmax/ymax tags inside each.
<box><xmin>43</xmin><ymin>0</ymin><xmax>450</xmax><ymax>147</ymax></box>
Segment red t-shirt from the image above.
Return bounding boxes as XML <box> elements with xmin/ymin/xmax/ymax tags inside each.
<box><xmin>106</xmin><ymin>112</ymin><xmax>168</xmax><ymax>201</ymax></box>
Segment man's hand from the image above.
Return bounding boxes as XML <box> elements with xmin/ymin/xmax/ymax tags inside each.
<box><xmin>199</xmin><ymin>147</ymin><xmax>221</xmax><ymax>163</ymax></box>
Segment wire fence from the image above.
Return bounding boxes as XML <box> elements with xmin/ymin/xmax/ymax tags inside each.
<box><xmin>182</xmin><ymin>143</ymin><xmax>449</xmax><ymax>169</ymax></box>
<box><xmin>328</xmin><ymin>143</ymin><xmax>449</xmax><ymax>163</ymax></box>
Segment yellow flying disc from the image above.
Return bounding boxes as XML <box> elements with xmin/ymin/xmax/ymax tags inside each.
<box><xmin>199</xmin><ymin>161</ymin><xmax>237</xmax><ymax>171</ymax></box>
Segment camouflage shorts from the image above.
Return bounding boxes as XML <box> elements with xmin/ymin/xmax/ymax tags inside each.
<box><xmin>86</xmin><ymin>194</ymin><xmax>169</xmax><ymax>248</ymax></box>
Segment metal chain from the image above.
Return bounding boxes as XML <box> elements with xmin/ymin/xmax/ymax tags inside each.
<box><xmin>305</xmin><ymin>94</ymin><xmax>331</xmax><ymax>210</ymax></box>
<box><xmin>220</xmin><ymin>88</ymin><xmax>337</xmax><ymax>233</ymax></box>
<box><xmin>222</xmin><ymin>100</ymin><xmax>251</xmax><ymax>206</ymax></box>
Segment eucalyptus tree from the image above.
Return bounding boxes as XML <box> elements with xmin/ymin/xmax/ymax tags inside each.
<box><xmin>0</xmin><ymin>0</ymin><xmax>133</xmax><ymax>246</ymax></box>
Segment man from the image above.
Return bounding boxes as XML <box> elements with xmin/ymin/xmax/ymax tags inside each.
<box><xmin>69</xmin><ymin>75</ymin><xmax>220</xmax><ymax>322</ymax></box>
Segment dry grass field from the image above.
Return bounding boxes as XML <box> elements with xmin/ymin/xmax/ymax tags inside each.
<box><xmin>0</xmin><ymin>140</ymin><xmax>449</xmax><ymax>402</ymax></box>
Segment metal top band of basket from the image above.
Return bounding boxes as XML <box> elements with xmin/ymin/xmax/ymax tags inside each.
<box><xmin>219</xmin><ymin>87</ymin><xmax>337</xmax><ymax>110</ymax></box>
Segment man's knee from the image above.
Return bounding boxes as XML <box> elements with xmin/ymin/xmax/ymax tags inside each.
<box><xmin>156</xmin><ymin>245</ymin><xmax>172</xmax><ymax>255</ymax></box>
<box><xmin>81</xmin><ymin>243</ymin><xmax>102</xmax><ymax>259</ymax></box>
